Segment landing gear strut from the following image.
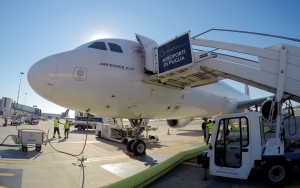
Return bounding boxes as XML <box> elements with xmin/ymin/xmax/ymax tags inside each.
<box><xmin>127</xmin><ymin>119</ymin><xmax>148</xmax><ymax>156</ymax></box>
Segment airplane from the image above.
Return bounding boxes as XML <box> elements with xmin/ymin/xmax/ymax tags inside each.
<box><xmin>27</xmin><ymin>35</ymin><xmax>267</xmax><ymax>155</ymax></box>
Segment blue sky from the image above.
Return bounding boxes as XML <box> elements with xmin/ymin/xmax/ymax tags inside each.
<box><xmin>0</xmin><ymin>1</ymin><xmax>299</xmax><ymax>117</ymax></box>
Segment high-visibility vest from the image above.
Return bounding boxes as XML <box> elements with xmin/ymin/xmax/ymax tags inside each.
<box><xmin>64</xmin><ymin>122</ymin><xmax>70</xmax><ymax>129</ymax></box>
<box><xmin>206</xmin><ymin>122</ymin><xmax>213</xmax><ymax>134</ymax></box>
<box><xmin>54</xmin><ymin>119</ymin><xmax>59</xmax><ymax>128</ymax></box>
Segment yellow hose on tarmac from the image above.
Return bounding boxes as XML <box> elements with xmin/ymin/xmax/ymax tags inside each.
<box><xmin>103</xmin><ymin>145</ymin><xmax>209</xmax><ymax>188</ymax></box>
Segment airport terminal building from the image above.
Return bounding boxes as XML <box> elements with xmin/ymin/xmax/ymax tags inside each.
<box><xmin>0</xmin><ymin>97</ymin><xmax>41</xmax><ymax>117</ymax></box>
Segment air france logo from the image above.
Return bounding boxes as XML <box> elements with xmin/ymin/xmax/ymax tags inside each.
<box><xmin>99</xmin><ymin>63</ymin><xmax>134</xmax><ymax>71</ymax></box>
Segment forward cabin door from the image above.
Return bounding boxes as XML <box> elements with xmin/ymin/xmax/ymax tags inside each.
<box><xmin>135</xmin><ymin>34</ymin><xmax>158</xmax><ymax>73</ymax></box>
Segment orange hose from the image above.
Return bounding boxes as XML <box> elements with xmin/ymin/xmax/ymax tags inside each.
<box><xmin>20</xmin><ymin>119</ymin><xmax>89</xmax><ymax>157</ymax></box>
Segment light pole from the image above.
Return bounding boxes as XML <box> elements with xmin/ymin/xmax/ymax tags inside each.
<box><xmin>24</xmin><ymin>93</ymin><xmax>27</xmax><ymax>105</ymax></box>
<box><xmin>17</xmin><ymin>72</ymin><xmax>24</xmax><ymax>105</ymax></box>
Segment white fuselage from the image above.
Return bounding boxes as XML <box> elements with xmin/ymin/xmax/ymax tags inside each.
<box><xmin>28</xmin><ymin>38</ymin><xmax>250</xmax><ymax>119</ymax></box>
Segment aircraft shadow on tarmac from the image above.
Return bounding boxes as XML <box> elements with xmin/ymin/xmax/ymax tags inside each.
<box><xmin>94</xmin><ymin>137</ymin><xmax>168</xmax><ymax>153</ymax></box>
<box><xmin>0</xmin><ymin>147</ymin><xmax>41</xmax><ymax>159</ymax></box>
<box><xmin>175</xmin><ymin>129</ymin><xmax>204</xmax><ymax>137</ymax></box>
<box><xmin>130</xmin><ymin>154</ymin><xmax>159</xmax><ymax>167</ymax></box>
<box><xmin>69</xmin><ymin>129</ymin><xmax>96</xmax><ymax>135</ymax></box>
<box><xmin>96</xmin><ymin>140</ymin><xmax>160</xmax><ymax>167</ymax></box>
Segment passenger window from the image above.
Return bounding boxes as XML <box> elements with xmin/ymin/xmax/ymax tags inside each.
<box><xmin>88</xmin><ymin>42</ymin><xmax>107</xmax><ymax>50</ymax></box>
<box><xmin>108</xmin><ymin>43</ymin><xmax>123</xmax><ymax>53</ymax></box>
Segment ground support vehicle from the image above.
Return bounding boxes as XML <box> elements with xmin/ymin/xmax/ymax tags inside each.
<box><xmin>95</xmin><ymin>119</ymin><xmax>158</xmax><ymax>152</ymax></box>
<box><xmin>10</xmin><ymin>116</ymin><xmax>25</xmax><ymax>126</ymax></box>
<box><xmin>29</xmin><ymin>117</ymin><xmax>39</xmax><ymax>125</ymax></box>
<box><xmin>11</xmin><ymin>118</ymin><xmax>21</xmax><ymax>126</ymax></box>
<box><xmin>190</xmin><ymin>29</ymin><xmax>300</xmax><ymax>186</ymax></box>
<box><xmin>198</xmin><ymin>111</ymin><xmax>300</xmax><ymax>186</ymax></box>
<box><xmin>75</xmin><ymin>122</ymin><xmax>97</xmax><ymax>130</ymax></box>
<box><xmin>12</xmin><ymin>130</ymin><xmax>44</xmax><ymax>152</ymax></box>
<box><xmin>74</xmin><ymin>115</ymin><xmax>102</xmax><ymax>130</ymax></box>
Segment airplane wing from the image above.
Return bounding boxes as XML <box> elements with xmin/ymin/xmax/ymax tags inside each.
<box><xmin>237</xmin><ymin>97</ymin><xmax>269</xmax><ymax>110</ymax></box>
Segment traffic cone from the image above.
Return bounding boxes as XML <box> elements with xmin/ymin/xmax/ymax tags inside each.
<box><xmin>167</xmin><ymin>129</ymin><xmax>170</xmax><ymax>135</ymax></box>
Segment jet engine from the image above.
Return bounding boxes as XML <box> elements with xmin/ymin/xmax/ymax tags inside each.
<box><xmin>167</xmin><ymin>118</ymin><xmax>193</xmax><ymax>128</ymax></box>
<box><xmin>260</xmin><ymin>99</ymin><xmax>277</xmax><ymax>122</ymax></box>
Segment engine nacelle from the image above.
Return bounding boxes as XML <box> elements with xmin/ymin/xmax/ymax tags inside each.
<box><xmin>167</xmin><ymin>118</ymin><xmax>193</xmax><ymax>128</ymax></box>
<box><xmin>261</xmin><ymin>99</ymin><xmax>277</xmax><ymax>122</ymax></box>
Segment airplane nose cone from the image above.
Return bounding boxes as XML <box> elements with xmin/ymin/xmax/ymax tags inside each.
<box><xmin>28</xmin><ymin>55</ymin><xmax>57</xmax><ymax>100</ymax></box>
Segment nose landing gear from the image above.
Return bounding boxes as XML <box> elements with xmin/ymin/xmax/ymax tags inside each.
<box><xmin>126</xmin><ymin>119</ymin><xmax>148</xmax><ymax>156</ymax></box>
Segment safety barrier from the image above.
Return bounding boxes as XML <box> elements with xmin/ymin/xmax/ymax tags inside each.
<box><xmin>103</xmin><ymin>145</ymin><xmax>209</xmax><ymax>188</ymax></box>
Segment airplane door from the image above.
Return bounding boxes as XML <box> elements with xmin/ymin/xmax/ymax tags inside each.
<box><xmin>135</xmin><ymin>34</ymin><xmax>158</xmax><ymax>73</ymax></box>
<box><xmin>209</xmin><ymin>115</ymin><xmax>252</xmax><ymax>179</ymax></box>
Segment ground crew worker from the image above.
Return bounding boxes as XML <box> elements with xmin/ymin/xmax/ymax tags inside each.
<box><xmin>64</xmin><ymin>119</ymin><xmax>70</xmax><ymax>139</ymax></box>
<box><xmin>202</xmin><ymin>121</ymin><xmax>207</xmax><ymax>141</ymax></box>
<box><xmin>53</xmin><ymin>117</ymin><xmax>62</xmax><ymax>138</ymax></box>
<box><xmin>206</xmin><ymin>120</ymin><xmax>214</xmax><ymax>145</ymax></box>
<box><xmin>3</xmin><ymin>117</ymin><xmax>8</xmax><ymax>126</ymax></box>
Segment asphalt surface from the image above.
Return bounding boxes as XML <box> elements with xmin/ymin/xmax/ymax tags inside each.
<box><xmin>0</xmin><ymin>110</ymin><xmax>300</xmax><ymax>188</ymax></box>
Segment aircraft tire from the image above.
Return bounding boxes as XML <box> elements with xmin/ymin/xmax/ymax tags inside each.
<box><xmin>126</xmin><ymin>140</ymin><xmax>135</xmax><ymax>152</ymax></box>
<box><xmin>132</xmin><ymin>140</ymin><xmax>146</xmax><ymax>156</ymax></box>
<box><xmin>123</xmin><ymin>138</ymin><xmax>128</xmax><ymax>145</ymax></box>
<box><xmin>77</xmin><ymin>125</ymin><xmax>82</xmax><ymax>130</ymax></box>
<box><xmin>262</xmin><ymin>159</ymin><xmax>290</xmax><ymax>186</ymax></box>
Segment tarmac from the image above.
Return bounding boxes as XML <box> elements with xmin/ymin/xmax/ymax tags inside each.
<box><xmin>0</xmin><ymin>110</ymin><xmax>300</xmax><ymax>188</ymax></box>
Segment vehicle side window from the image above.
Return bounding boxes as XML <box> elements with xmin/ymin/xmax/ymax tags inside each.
<box><xmin>88</xmin><ymin>42</ymin><xmax>107</xmax><ymax>50</ymax></box>
<box><xmin>108</xmin><ymin>43</ymin><xmax>123</xmax><ymax>53</ymax></box>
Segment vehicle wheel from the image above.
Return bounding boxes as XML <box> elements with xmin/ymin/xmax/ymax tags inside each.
<box><xmin>132</xmin><ymin>140</ymin><xmax>146</xmax><ymax>156</ymax></box>
<box><xmin>123</xmin><ymin>139</ymin><xmax>128</xmax><ymax>145</ymax></box>
<box><xmin>126</xmin><ymin>140</ymin><xmax>136</xmax><ymax>152</ymax></box>
<box><xmin>22</xmin><ymin>146</ymin><xmax>28</xmax><ymax>152</ymax></box>
<box><xmin>36</xmin><ymin>146</ymin><xmax>41</xmax><ymax>152</ymax></box>
<box><xmin>11</xmin><ymin>122</ymin><xmax>12</xmax><ymax>125</ymax></box>
<box><xmin>96</xmin><ymin>131</ymin><xmax>101</xmax><ymax>138</ymax></box>
<box><xmin>77</xmin><ymin>125</ymin><xmax>82</xmax><ymax>130</ymax></box>
<box><xmin>262</xmin><ymin>159</ymin><xmax>290</xmax><ymax>186</ymax></box>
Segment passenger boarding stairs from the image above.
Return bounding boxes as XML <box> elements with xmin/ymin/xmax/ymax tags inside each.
<box><xmin>140</xmin><ymin>29</ymin><xmax>300</xmax><ymax>103</ymax></box>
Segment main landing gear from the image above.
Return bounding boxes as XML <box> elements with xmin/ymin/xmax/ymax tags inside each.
<box><xmin>126</xmin><ymin>119</ymin><xmax>148</xmax><ymax>156</ymax></box>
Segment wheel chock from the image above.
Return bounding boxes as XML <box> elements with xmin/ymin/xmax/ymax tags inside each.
<box><xmin>125</xmin><ymin>151</ymin><xmax>135</xmax><ymax>156</ymax></box>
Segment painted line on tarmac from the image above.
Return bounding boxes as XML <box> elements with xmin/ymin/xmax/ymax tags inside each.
<box><xmin>181</xmin><ymin>161</ymin><xmax>202</xmax><ymax>167</ymax></box>
<box><xmin>0</xmin><ymin>173</ymin><xmax>14</xmax><ymax>176</ymax></box>
<box><xmin>0</xmin><ymin>137</ymin><xmax>204</xmax><ymax>165</ymax></box>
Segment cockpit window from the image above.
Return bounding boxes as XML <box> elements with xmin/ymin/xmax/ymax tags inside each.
<box><xmin>108</xmin><ymin>43</ymin><xmax>123</xmax><ymax>53</ymax></box>
<box><xmin>88</xmin><ymin>42</ymin><xmax>107</xmax><ymax>50</ymax></box>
